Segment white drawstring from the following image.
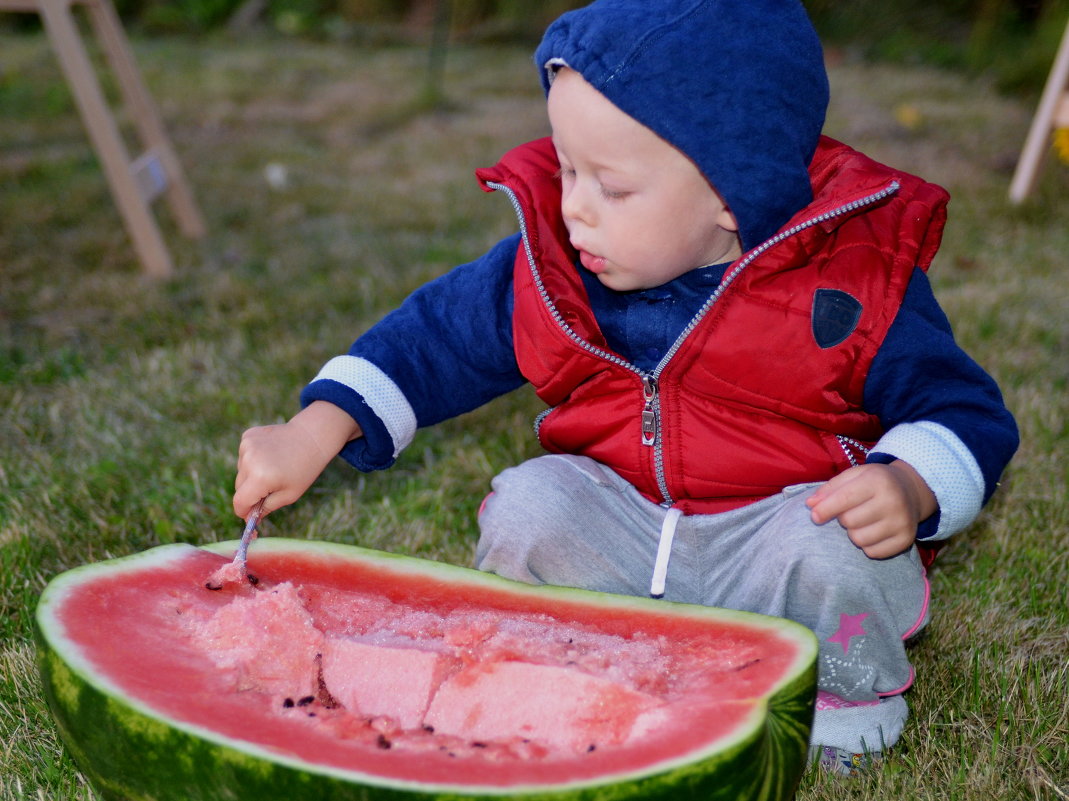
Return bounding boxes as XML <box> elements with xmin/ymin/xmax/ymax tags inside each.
<box><xmin>650</xmin><ymin>507</ymin><xmax>683</xmax><ymax>598</ymax></box>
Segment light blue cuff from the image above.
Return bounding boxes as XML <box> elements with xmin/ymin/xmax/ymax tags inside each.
<box><xmin>872</xmin><ymin>421</ymin><xmax>984</xmax><ymax>539</ymax></box>
<box><xmin>311</xmin><ymin>356</ymin><xmax>416</xmax><ymax>459</ymax></box>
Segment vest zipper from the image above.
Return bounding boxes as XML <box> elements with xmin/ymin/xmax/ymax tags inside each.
<box><xmin>642</xmin><ymin>372</ymin><xmax>672</xmax><ymax>508</ymax></box>
<box><xmin>486</xmin><ymin>178</ymin><xmax>900</xmax><ymax>508</ymax></box>
<box><xmin>641</xmin><ymin>375</ymin><xmax>658</xmax><ymax>446</ymax></box>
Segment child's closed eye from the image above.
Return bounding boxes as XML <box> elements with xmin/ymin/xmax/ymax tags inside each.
<box><xmin>599</xmin><ymin>185</ymin><xmax>631</xmax><ymax>201</ymax></box>
<box><xmin>555</xmin><ymin>165</ymin><xmax>630</xmax><ymax>200</ymax></box>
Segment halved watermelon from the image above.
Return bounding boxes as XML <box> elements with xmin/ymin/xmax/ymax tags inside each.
<box><xmin>36</xmin><ymin>538</ymin><xmax>817</xmax><ymax>800</ymax></box>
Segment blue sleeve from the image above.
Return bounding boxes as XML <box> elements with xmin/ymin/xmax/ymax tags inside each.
<box><xmin>864</xmin><ymin>268</ymin><xmax>1019</xmax><ymax>538</ymax></box>
<box><xmin>300</xmin><ymin>234</ymin><xmax>524</xmax><ymax>471</ymax></box>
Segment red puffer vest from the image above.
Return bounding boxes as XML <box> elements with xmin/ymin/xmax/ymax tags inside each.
<box><xmin>476</xmin><ymin>136</ymin><xmax>949</xmax><ymax>515</ymax></box>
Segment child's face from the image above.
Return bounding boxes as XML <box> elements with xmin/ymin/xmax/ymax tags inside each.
<box><xmin>547</xmin><ymin>68</ymin><xmax>741</xmax><ymax>292</ymax></box>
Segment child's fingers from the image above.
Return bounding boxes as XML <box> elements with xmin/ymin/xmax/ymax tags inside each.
<box><xmin>233</xmin><ymin>426</ymin><xmax>284</xmax><ymax>516</ymax></box>
<box><xmin>233</xmin><ymin>472</ymin><xmax>271</xmax><ymax>519</ymax></box>
<box><xmin>851</xmin><ymin>526</ymin><xmax>916</xmax><ymax>560</ymax></box>
<box><xmin>806</xmin><ymin>463</ymin><xmax>864</xmax><ymax>503</ymax></box>
<box><xmin>806</xmin><ymin>467</ymin><xmax>870</xmax><ymax>524</ymax></box>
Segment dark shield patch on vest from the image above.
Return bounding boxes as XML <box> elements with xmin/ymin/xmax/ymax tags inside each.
<box><xmin>812</xmin><ymin>288</ymin><xmax>862</xmax><ymax>349</ymax></box>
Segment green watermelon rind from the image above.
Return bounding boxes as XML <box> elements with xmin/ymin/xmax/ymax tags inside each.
<box><xmin>35</xmin><ymin>539</ymin><xmax>818</xmax><ymax>801</ymax></box>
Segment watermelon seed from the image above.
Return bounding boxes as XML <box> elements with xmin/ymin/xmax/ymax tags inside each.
<box><xmin>204</xmin><ymin>581</ymin><xmax>222</xmax><ymax>591</ymax></box>
<box><xmin>297</xmin><ymin>696</ymin><xmax>315</xmax><ymax>706</ymax></box>
<box><xmin>587</xmin><ymin>744</ymin><xmax>597</xmax><ymax>752</ymax></box>
<box><xmin>247</xmin><ymin>574</ymin><xmax>259</xmax><ymax>585</ymax></box>
<box><xmin>472</xmin><ymin>742</ymin><xmax>487</xmax><ymax>748</ymax></box>
<box><xmin>282</xmin><ymin>698</ymin><xmax>295</xmax><ymax>708</ymax></box>
<box><xmin>423</xmin><ymin>725</ymin><xmax>435</xmax><ymax>733</ymax></box>
<box><xmin>377</xmin><ymin>735</ymin><xmax>392</xmax><ymax>749</ymax></box>
<box><xmin>732</xmin><ymin>658</ymin><xmax>762</xmax><ymax>672</ymax></box>
<box><xmin>313</xmin><ymin>654</ymin><xmax>341</xmax><ymax>708</ymax></box>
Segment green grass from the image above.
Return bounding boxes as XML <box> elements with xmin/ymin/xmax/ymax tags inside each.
<box><xmin>1</xmin><ymin>31</ymin><xmax>1067</xmax><ymax>801</ymax></box>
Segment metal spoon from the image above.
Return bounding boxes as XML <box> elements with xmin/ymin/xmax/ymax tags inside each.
<box><xmin>205</xmin><ymin>496</ymin><xmax>267</xmax><ymax>590</ymax></box>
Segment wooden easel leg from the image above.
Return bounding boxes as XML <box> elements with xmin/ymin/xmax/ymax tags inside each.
<box><xmin>35</xmin><ymin>0</ymin><xmax>171</xmax><ymax>276</ymax></box>
<box><xmin>1009</xmin><ymin>19</ymin><xmax>1069</xmax><ymax>204</ymax></box>
<box><xmin>83</xmin><ymin>0</ymin><xmax>206</xmax><ymax>239</ymax></box>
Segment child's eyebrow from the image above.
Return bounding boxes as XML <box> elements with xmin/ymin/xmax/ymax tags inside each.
<box><xmin>551</xmin><ymin>145</ymin><xmax>630</xmax><ymax>177</ymax></box>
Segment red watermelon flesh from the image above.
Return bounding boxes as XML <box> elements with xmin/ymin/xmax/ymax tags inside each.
<box><xmin>423</xmin><ymin>660</ymin><xmax>666</xmax><ymax>753</ymax></box>
<box><xmin>50</xmin><ymin>543</ymin><xmax>805</xmax><ymax>787</ymax></box>
<box><xmin>187</xmin><ymin>576</ymin><xmax>686</xmax><ymax>756</ymax></box>
<box><xmin>189</xmin><ymin>581</ymin><xmax>323</xmax><ymax>700</ymax></box>
<box><xmin>321</xmin><ymin>637</ymin><xmax>450</xmax><ymax>731</ymax></box>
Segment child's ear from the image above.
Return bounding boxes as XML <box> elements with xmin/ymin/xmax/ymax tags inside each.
<box><xmin>717</xmin><ymin>206</ymin><xmax>739</xmax><ymax>233</ymax></box>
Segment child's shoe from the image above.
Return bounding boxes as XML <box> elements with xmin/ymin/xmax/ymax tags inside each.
<box><xmin>810</xmin><ymin>744</ymin><xmax>883</xmax><ymax>777</ymax></box>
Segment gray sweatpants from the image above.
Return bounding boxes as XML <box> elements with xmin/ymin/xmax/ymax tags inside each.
<box><xmin>474</xmin><ymin>454</ymin><xmax>930</xmax><ymax>753</ymax></box>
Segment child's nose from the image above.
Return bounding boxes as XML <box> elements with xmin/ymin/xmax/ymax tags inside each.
<box><xmin>561</xmin><ymin>180</ymin><xmax>595</xmax><ymax>227</ymax></box>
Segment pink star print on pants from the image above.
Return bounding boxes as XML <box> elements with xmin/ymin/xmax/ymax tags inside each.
<box><xmin>827</xmin><ymin>612</ymin><xmax>869</xmax><ymax>654</ymax></box>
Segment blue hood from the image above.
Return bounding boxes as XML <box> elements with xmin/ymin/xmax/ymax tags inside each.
<box><xmin>535</xmin><ymin>0</ymin><xmax>829</xmax><ymax>252</ymax></box>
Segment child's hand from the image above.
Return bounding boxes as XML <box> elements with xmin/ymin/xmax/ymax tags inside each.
<box><xmin>806</xmin><ymin>461</ymin><xmax>936</xmax><ymax>559</ymax></box>
<box><xmin>233</xmin><ymin>401</ymin><xmax>362</xmax><ymax>519</ymax></box>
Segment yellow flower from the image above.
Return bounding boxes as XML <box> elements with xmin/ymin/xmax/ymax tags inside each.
<box><xmin>1055</xmin><ymin>127</ymin><xmax>1069</xmax><ymax>166</ymax></box>
<box><xmin>893</xmin><ymin>103</ymin><xmax>923</xmax><ymax>131</ymax></box>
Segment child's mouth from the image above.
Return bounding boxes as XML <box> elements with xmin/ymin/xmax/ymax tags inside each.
<box><xmin>578</xmin><ymin>250</ymin><xmax>607</xmax><ymax>274</ymax></box>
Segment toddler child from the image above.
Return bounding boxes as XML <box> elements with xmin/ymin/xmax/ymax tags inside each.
<box><xmin>233</xmin><ymin>0</ymin><xmax>1019</xmax><ymax>774</ymax></box>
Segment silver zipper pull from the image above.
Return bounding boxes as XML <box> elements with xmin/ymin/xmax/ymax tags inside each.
<box><xmin>641</xmin><ymin>375</ymin><xmax>658</xmax><ymax>446</ymax></box>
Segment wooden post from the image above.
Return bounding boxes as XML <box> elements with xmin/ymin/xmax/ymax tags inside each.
<box><xmin>0</xmin><ymin>0</ymin><xmax>206</xmax><ymax>276</ymax></box>
<box><xmin>1009</xmin><ymin>18</ymin><xmax>1069</xmax><ymax>204</ymax></box>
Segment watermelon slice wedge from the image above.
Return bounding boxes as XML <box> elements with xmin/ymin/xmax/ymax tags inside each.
<box><xmin>35</xmin><ymin>538</ymin><xmax>817</xmax><ymax>800</ymax></box>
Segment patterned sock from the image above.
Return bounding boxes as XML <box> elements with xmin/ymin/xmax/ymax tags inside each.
<box><xmin>808</xmin><ymin>691</ymin><xmax>906</xmax><ymax>775</ymax></box>
<box><xmin>809</xmin><ymin>744</ymin><xmax>883</xmax><ymax>776</ymax></box>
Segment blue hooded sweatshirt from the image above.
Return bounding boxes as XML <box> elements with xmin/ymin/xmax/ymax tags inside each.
<box><xmin>534</xmin><ymin>0</ymin><xmax>830</xmax><ymax>251</ymax></box>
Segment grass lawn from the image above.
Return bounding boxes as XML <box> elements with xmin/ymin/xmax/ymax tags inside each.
<box><xmin>1</xmin><ymin>30</ymin><xmax>1067</xmax><ymax>801</ymax></box>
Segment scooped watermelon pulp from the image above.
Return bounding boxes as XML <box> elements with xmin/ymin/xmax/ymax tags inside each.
<box><xmin>36</xmin><ymin>539</ymin><xmax>818</xmax><ymax>800</ymax></box>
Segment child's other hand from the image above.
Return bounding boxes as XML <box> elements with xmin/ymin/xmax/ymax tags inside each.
<box><xmin>806</xmin><ymin>461</ymin><xmax>936</xmax><ymax>559</ymax></box>
<box><xmin>233</xmin><ymin>401</ymin><xmax>362</xmax><ymax>520</ymax></box>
